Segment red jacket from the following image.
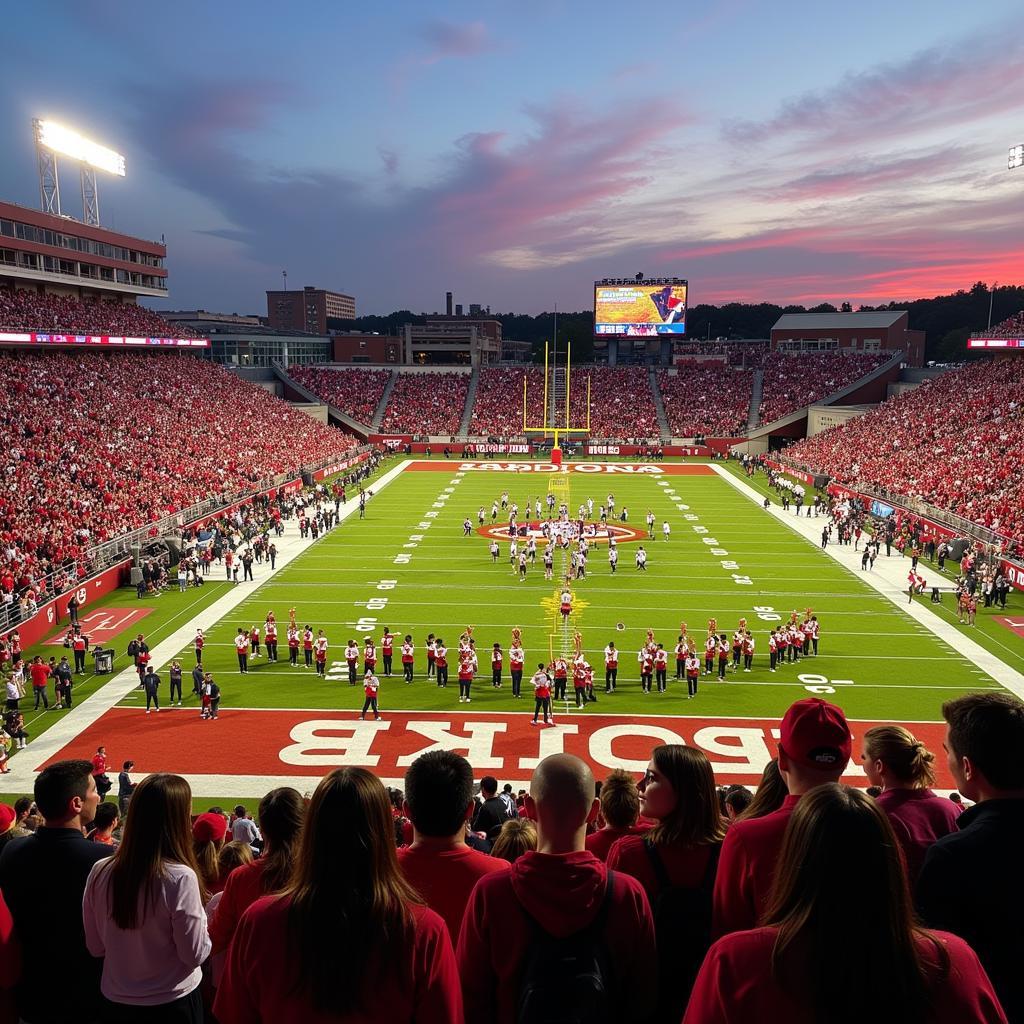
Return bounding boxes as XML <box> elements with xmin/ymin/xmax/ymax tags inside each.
<box><xmin>398</xmin><ymin>843</ymin><xmax>509</xmax><ymax>942</ymax></box>
<box><xmin>712</xmin><ymin>794</ymin><xmax>800</xmax><ymax>938</ymax></box>
<box><xmin>208</xmin><ymin>859</ymin><xmax>270</xmax><ymax>954</ymax></box>
<box><xmin>684</xmin><ymin>926</ymin><xmax>1006</xmax><ymax>1024</ymax></box>
<box><xmin>214</xmin><ymin>895</ymin><xmax>461</xmax><ymax>1024</ymax></box>
<box><xmin>585</xmin><ymin>824</ymin><xmax>649</xmax><ymax>863</ymax></box>
<box><xmin>607</xmin><ymin>833</ymin><xmax>717</xmax><ymax>910</ymax></box>
<box><xmin>456</xmin><ymin>849</ymin><xmax>656</xmax><ymax>1024</ymax></box>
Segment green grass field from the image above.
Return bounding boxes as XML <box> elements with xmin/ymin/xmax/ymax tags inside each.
<box><xmin>107</xmin><ymin>460</ymin><xmax>1018</xmax><ymax>724</ymax></box>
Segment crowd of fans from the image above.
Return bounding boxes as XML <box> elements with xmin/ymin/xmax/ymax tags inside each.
<box><xmin>468</xmin><ymin>367</ymin><xmax>541</xmax><ymax>436</ymax></box>
<box><xmin>469</xmin><ymin>367</ymin><xmax>660</xmax><ymax>440</ymax></box>
<box><xmin>286</xmin><ymin>366</ymin><xmax>391</xmax><ymax>425</ymax></box>
<box><xmin>0</xmin><ymin>691</ymin><xmax>1020</xmax><ymax>1022</ymax></box>
<box><xmin>785</xmin><ymin>356</ymin><xmax>1024</xmax><ymax>547</ymax></box>
<box><xmin>0</xmin><ymin>289</ymin><xmax>200</xmax><ymax>338</ymax></box>
<box><xmin>656</xmin><ymin>367</ymin><xmax>754</xmax><ymax>437</ymax></box>
<box><xmin>758</xmin><ymin>351</ymin><xmax>890</xmax><ymax>424</ymax></box>
<box><xmin>379</xmin><ymin>373</ymin><xmax>471</xmax><ymax>435</ymax></box>
<box><xmin>674</xmin><ymin>342</ymin><xmax>770</xmax><ymax>367</ymax></box>
<box><xmin>981</xmin><ymin>310</ymin><xmax>1024</xmax><ymax>339</ymax></box>
<box><xmin>0</xmin><ymin>350</ymin><xmax>359</xmax><ymax>623</ymax></box>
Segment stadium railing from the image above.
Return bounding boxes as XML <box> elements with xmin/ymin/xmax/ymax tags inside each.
<box><xmin>777</xmin><ymin>456</ymin><xmax>1008</xmax><ymax>551</ymax></box>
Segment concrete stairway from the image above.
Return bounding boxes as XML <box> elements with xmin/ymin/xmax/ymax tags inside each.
<box><xmin>459</xmin><ymin>367</ymin><xmax>480</xmax><ymax>436</ymax></box>
<box><xmin>372</xmin><ymin>370</ymin><xmax>398</xmax><ymax>430</ymax></box>
<box><xmin>747</xmin><ymin>368</ymin><xmax>764</xmax><ymax>431</ymax></box>
<box><xmin>649</xmin><ymin>368</ymin><xmax>671</xmax><ymax>441</ymax></box>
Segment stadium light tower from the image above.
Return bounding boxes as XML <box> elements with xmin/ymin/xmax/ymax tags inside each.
<box><xmin>32</xmin><ymin>118</ymin><xmax>126</xmax><ymax>226</ymax></box>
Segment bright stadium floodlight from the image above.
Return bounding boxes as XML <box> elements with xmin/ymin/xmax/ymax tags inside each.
<box><xmin>1010</xmin><ymin>144</ymin><xmax>1024</xmax><ymax>170</ymax></box>
<box><xmin>32</xmin><ymin>118</ymin><xmax>126</xmax><ymax>226</ymax></box>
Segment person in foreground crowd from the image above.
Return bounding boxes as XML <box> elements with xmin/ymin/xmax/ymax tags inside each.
<box><xmin>214</xmin><ymin>767</ymin><xmax>462</xmax><ymax>1024</ymax></box>
<box><xmin>917</xmin><ymin>693</ymin><xmax>1024</xmax><ymax>1023</ymax></box>
<box><xmin>209</xmin><ymin>787</ymin><xmax>305</xmax><ymax>954</ymax></box>
<box><xmin>607</xmin><ymin>745</ymin><xmax>724</xmax><ymax>1022</ymax></box>
<box><xmin>457</xmin><ymin>753</ymin><xmax>656</xmax><ymax>1024</ymax></box>
<box><xmin>860</xmin><ymin>724</ymin><xmax>960</xmax><ymax>882</ymax></box>
<box><xmin>398</xmin><ymin>751</ymin><xmax>509</xmax><ymax>941</ymax></box>
<box><xmin>192</xmin><ymin>811</ymin><xmax>229</xmax><ymax>897</ymax></box>
<box><xmin>489</xmin><ymin>818</ymin><xmax>537</xmax><ymax>864</ymax></box>
<box><xmin>0</xmin><ymin>760</ymin><xmax>108</xmax><ymax>1024</ymax></box>
<box><xmin>585</xmin><ymin>767</ymin><xmax>647</xmax><ymax>861</ymax></box>
<box><xmin>82</xmin><ymin>773</ymin><xmax>211</xmax><ymax>1022</ymax></box>
<box><xmin>685</xmin><ymin>784</ymin><xmax>1006</xmax><ymax>1024</ymax></box>
<box><xmin>736</xmin><ymin>757</ymin><xmax>788</xmax><ymax>821</ymax></box>
<box><xmin>713</xmin><ymin>697</ymin><xmax>852</xmax><ymax>937</ymax></box>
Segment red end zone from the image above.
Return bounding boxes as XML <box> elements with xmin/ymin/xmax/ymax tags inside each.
<box><xmin>407</xmin><ymin>461</ymin><xmax>715</xmax><ymax>475</ymax></box>
<box><xmin>44</xmin><ymin>607</ymin><xmax>152</xmax><ymax>646</ymax></box>
<box><xmin>45</xmin><ymin>708</ymin><xmax>954</xmax><ymax>789</ymax></box>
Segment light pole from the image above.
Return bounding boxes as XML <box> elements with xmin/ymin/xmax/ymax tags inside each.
<box><xmin>988</xmin><ymin>282</ymin><xmax>998</xmax><ymax>330</ymax></box>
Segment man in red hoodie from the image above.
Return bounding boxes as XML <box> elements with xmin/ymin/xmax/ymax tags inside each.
<box><xmin>712</xmin><ymin>697</ymin><xmax>852</xmax><ymax>937</ymax></box>
<box><xmin>398</xmin><ymin>750</ymin><xmax>508</xmax><ymax>942</ymax></box>
<box><xmin>457</xmin><ymin>754</ymin><xmax>656</xmax><ymax>1024</ymax></box>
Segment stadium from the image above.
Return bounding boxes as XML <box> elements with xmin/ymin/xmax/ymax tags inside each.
<box><xmin>0</xmin><ymin>100</ymin><xmax>1022</xmax><ymax>1024</ymax></box>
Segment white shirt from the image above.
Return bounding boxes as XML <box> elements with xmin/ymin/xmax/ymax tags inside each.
<box><xmin>232</xmin><ymin>817</ymin><xmax>262</xmax><ymax>848</ymax></box>
<box><xmin>234</xmin><ymin>634</ymin><xmax>248</xmax><ymax>652</ymax></box>
<box><xmin>83</xmin><ymin>859</ymin><xmax>211</xmax><ymax>1006</ymax></box>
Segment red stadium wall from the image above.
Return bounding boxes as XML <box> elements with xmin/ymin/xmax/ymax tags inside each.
<box><xmin>1</xmin><ymin>558</ymin><xmax>132</xmax><ymax>647</ymax></box>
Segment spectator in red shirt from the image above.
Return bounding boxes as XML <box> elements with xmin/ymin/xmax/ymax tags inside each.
<box><xmin>456</xmin><ymin>753</ymin><xmax>656</xmax><ymax>1024</ymax></box>
<box><xmin>398</xmin><ymin>751</ymin><xmax>509</xmax><ymax>941</ymax></box>
<box><xmin>712</xmin><ymin>698</ymin><xmax>852</xmax><ymax>938</ymax></box>
<box><xmin>209</xmin><ymin>787</ymin><xmax>305</xmax><ymax>954</ymax></box>
<box><xmin>585</xmin><ymin>768</ymin><xmax>647</xmax><ymax>862</ymax></box>
<box><xmin>607</xmin><ymin>745</ymin><xmax>724</xmax><ymax>1023</ymax></box>
<box><xmin>192</xmin><ymin>812</ymin><xmax>229</xmax><ymax>898</ymax></box>
<box><xmin>214</xmin><ymin>767</ymin><xmax>461</xmax><ymax>1024</ymax></box>
<box><xmin>28</xmin><ymin>656</ymin><xmax>50</xmax><ymax>711</ymax></box>
<box><xmin>861</xmin><ymin>724</ymin><xmax>960</xmax><ymax>883</ymax></box>
<box><xmin>685</xmin><ymin>784</ymin><xmax>1006</xmax><ymax>1024</ymax></box>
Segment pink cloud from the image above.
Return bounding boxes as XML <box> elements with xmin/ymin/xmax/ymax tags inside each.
<box><xmin>725</xmin><ymin>28</ymin><xmax>1024</xmax><ymax>149</ymax></box>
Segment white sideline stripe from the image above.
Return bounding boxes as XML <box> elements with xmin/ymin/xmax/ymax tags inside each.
<box><xmin>0</xmin><ymin>460</ymin><xmax>414</xmax><ymax>794</ymax></box>
<box><xmin>709</xmin><ymin>465</ymin><xmax>1024</xmax><ymax>699</ymax></box>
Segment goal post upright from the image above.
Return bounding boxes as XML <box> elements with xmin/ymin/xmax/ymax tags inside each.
<box><xmin>522</xmin><ymin>340</ymin><xmax>591</xmax><ymax>467</ymax></box>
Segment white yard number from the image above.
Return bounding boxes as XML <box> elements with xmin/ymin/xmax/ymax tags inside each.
<box><xmin>798</xmin><ymin>672</ymin><xmax>854</xmax><ymax>695</ymax></box>
<box><xmin>731</xmin><ymin>574</ymin><xmax>753</xmax><ymax>586</ymax></box>
<box><xmin>753</xmin><ymin>605</ymin><xmax>781</xmax><ymax>621</ymax></box>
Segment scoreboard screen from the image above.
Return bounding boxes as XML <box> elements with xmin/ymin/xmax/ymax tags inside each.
<box><xmin>594</xmin><ymin>282</ymin><xmax>687</xmax><ymax>336</ymax></box>
<box><xmin>968</xmin><ymin>338</ymin><xmax>1024</xmax><ymax>349</ymax></box>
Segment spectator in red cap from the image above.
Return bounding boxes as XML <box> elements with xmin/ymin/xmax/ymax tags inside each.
<box><xmin>686</xmin><ymin>784</ymin><xmax>1006</xmax><ymax>1024</ymax></box>
<box><xmin>0</xmin><ymin>807</ymin><xmax>16</xmax><ymax>859</ymax></box>
<box><xmin>398</xmin><ymin>751</ymin><xmax>509</xmax><ymax>942</ymax></box>
<box><xmin>192</xmin><ymin>811</ymin><xmax>229</xmax><ymax>897</ymax></box>
<box><xmin>457</xmin><ymin>753</ymin><xmax>656</xmax><ymax>1024</ymax></box>
<box><xmin>860</xmin><ymin>724</ymin><xmax>960</xmax><ymax>883</ymax></box>
<box><xmin>712</xmin><ymin>697</ymin><xmax>851</xmax><ymax>937</ymax></box>
<box><xmin>917</xmin><ymin>692</ymin><xmax>1024</xmax><ymax>1023</ymax></box>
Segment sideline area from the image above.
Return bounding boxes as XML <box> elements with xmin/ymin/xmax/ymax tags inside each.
<box><xmin>0</xmin><ymin>459</ymin><xmax>414</xmax><ymax>796</ymax></box>
<box><xmin>710</xmin><ymin>465</ymin><xmax>1024</xmax><ymax>699</ymax></box>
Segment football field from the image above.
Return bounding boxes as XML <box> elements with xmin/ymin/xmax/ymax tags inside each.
<box><xmin>13</xmin><ymin>458</ymin><xmax>1024</xmax><ymax>798</ymax></box>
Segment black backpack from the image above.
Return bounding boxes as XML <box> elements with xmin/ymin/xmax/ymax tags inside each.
<box><xmin>643</xmin><ymin>839</ymin><xmax>720</xmax><ymax>1022</ymax></box>
<box><xmin>517</xmin><ymin>872</ymin><xmax>617</xmax><ymax>1024</ymax></box>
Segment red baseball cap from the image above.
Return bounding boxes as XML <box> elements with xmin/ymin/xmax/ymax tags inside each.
<box><xmin>0</xmin><ymin>805</ymin><xmax>14</xmax><ymax>835</ymax></box>
<box><xmin>779</xmin><ymin>698</ymin><xmax>851</xmax><ymax>772</ymax></box>
<box><xmin>192</xmin><ymin>812</ymin><xmax>228</xmax><ymax>843</ymax></box>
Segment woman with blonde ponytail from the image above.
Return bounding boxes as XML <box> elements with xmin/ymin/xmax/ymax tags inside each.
<box><xmin>861</xmin><ymin>725</ymin><xmax>961</xmax><ymax>881</ymax></box>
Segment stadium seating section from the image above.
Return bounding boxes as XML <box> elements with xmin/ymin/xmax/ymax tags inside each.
<box><xmin>0</xmin><ymin>350</ymin><xmax>357</xmax><ymax>597</ymax></box>
<box><xmin>287</xmin><ymin>366</ymin><xmax>391</xmax><ymax>425</ymax></box>
<box><xmin>657</xmin><ymin>366</ymin><xmax>753</xmax><ymax>437</ymax></box>
<box><xmin>786</xmin><ymin>356</ymin><xmax>1024</xmax><ymax>545</ymax></box>
<box><xmin>758</xmin><ymin>352</ymin><xmax>889</xmax><ymax>424</ymax></box>
<box><xmin>378</xmin><ymin>372</ymin><xmax>471</xmax><ymax>435</ymax></box>
<box><xmin>983</xmin><ymin>309</ymin><xmax>1024</xmax><ymax>339</ymax></box>
<box><xmin>0</xmin><ymin>288</ymin><xmax>199</xmax><ymax>337</ymax></box>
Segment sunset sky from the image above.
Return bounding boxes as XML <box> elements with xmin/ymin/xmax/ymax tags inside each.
<box><xmin>2</xmin><ymin>0</ymin><xmax>1023</xmax><ymax>315</ymax></box>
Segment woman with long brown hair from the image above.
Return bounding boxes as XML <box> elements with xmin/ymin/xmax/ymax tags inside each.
<box><xmin>208</xmin><ymin>786</ymin><xmax>305</xmax><ymax>953</ymax></box>
<box><xmin>861</xmin><ymin>725</ymin><xmax>960</xmax><ymax>881</ymax></box>
<box><xmin>736</xmin><ymin>757</ymin><xmax>788</xmax><ymax>821</ymax></box>
<box><xmin>213</xmin><ymin>768</ymin><xmax>461</xmax><ymax>1023</ymax></box>
<box><xmin>607</xmin><ymin>744</ymin><xmax>724</xmax><ymax>1023</ymax></box>
<box><xmin>685</xmin><ymin>784</ymin><xmax>1005</xmax><ymax>1024</ymax></box>
<box><xmin>82</xmin><ymin>773</ymin><xmax>211</xmax><ymax>1022</ymax></box>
